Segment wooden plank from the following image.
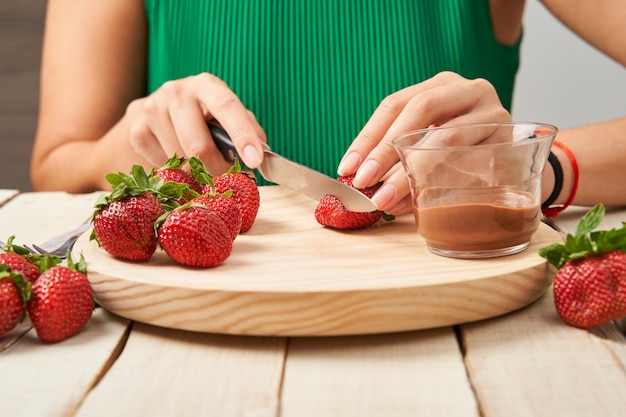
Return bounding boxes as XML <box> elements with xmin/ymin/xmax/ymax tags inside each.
<box><xmin>0</xmin><ymin>191</ymin><xmax>101</xmax><ymax>350</ymax></box>
<box><xmin>0</xmin><ymin>191</ymin><xmax>100</xmax><ymax>244</ymax></box>
<box><xmin>281</xmin><ymin>330</ymin><xmax>479</xmax><ymax>417</ymax></box>
<box><xmin>75</xmin><ymin>323</ymin><xmax>287</xmax><ymax>417</ymax></box>
<box><xmin>0</xmin><ymin>191</ymin><xmax>133</xmax><ymax>417</ymax></box>
<box><xmin>461</xmin><ymin>292</ymin><xmax>626</xmax><ymax>417</ymax></box>
<box><xmin>0</xmin><ymin>189</ymin><xmax>18</xmax><ymax>206</ymax></box>
<box><xmin>0</xmin><ymin>309</ymin><xmax>131</xmax><ymax>417</ymax></box>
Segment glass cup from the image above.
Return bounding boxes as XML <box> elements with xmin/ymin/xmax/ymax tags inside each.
<box><xmin>392</xmin><ymin>122</ymin><xmax>558</xmax><ymax>258</ymax></box>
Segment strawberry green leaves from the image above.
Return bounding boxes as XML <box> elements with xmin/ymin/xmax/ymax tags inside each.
<box><xmin>540</xmin><ymin>204</ymin><xmax>626</xmax><ymax>269</ymax></box>
<box><xmin>95</xmin><ymin>162</ymin><xmax>199</xmax><ymax>215</ymax></box>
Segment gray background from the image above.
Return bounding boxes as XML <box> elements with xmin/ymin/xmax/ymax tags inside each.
<box><xmin>1</xmin><ymin>1</ymin><xmax>624</xmax><ymax>192</ymax></box>
<box><xmin>512</xmin><ymin>0</ymin><xmax>625</xmax><ymax>128</ymax></box>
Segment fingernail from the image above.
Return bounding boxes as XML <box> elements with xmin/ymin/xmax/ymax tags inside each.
<box><xmin>371</xmin><ymin>182</ymin><xmax>397</xmax><ymax>210</ymax></box>
<box><xmin>242</xmin><ymin>145</ymin><xmax>262</xmax><ymax>167</ymax></box>
<box><xmin>353</xmin><ymin>159</ymin><xmax>380</xmax><ymax>188</ymax></box>
<box><xmin>337</xmin><ymin>152</ymin><xmax>361</xmax><ymax>175</ymax></box>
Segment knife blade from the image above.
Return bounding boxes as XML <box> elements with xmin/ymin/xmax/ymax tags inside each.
<box><xmin>207</xmin><ymin>120</ymin><xmax>378</xmax><ymax>212</ymax></box>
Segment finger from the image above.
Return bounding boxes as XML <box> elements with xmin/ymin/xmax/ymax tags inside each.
<box><xmin>167</xmin><ymin>96</ymin><xmax>233</xmax><ymax>176</ymax></box>
<box><xmin>194</xmin><ymin>73</ymin><xmax>265</xmax><ymax>168</ymax></box>
<box><xmin>339</xmin><ymin>72</ymin><xmax>470</xmax><ymax>176</ymax></box>
<box><xmin>128</xmin><ymin>122</ymin><xmax>169</xmax><ymax>167</ymax></box>
<box><xmin>136</xmin><ymin>87</ymin><xmax>191</xmax><ymax>161</ymax></box>
<box><xmin>247</xmin><ymin>110</ymin><xmax>268</xmax><ymax>147</ymax></box>
<box><xmin>369</xmin><ymin>162</ymin><xmax>412</xmax><ymax>213</ymax></box>
<box><xmin>127</xmin><ymin>99</ymin><xmax>171</xmax><ymax>167</ymax></box>
<box><xmin>353</xmin><ymin>79</ymin><xmax>510</xmax><ymax>188</ymax></box>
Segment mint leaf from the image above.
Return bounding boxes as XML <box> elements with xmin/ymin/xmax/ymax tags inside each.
<box><xmin>539</xmin><ymin>204</ymin><xmax>626</xmax><ymax>268</ymax></box>
<box><xmin>575</xmin><ymin>204</ymin><xmax>604</xmax><ymax>237</ymax></box>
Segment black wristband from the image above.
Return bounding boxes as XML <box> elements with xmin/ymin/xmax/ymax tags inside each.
<box><xmin>542</xmin><ymin>151</ymin><xmax>563</xmax><ymax>209</ymax></box>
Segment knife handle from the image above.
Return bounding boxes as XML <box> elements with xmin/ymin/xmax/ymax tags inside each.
<box><xmin>207</xmin><ymin>119</ymin><xmax>241</xmax><ymax>163</ymax></box>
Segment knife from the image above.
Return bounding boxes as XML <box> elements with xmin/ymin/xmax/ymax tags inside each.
<box><xmin>207</xmin><ymin>120</ymin><xmax>378</xmax><ymax>213</ymax></box>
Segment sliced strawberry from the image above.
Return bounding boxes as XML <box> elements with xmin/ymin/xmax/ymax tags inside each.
<box><xmin>314</xmin><ymin>175</ymin><xmax>385</xmax><ymax>229</ymax></box>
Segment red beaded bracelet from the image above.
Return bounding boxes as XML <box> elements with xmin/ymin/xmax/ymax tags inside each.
<box><xmin>542</xmin><ymin>141</ymin><xmax>579</xmax><ymax>218</ymax></box>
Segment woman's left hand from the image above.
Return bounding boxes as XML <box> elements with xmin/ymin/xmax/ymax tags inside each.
<box><xmin>337</xmin><ymin>72</ymin><xmax>512</xmax><ymax>214</ymax></box>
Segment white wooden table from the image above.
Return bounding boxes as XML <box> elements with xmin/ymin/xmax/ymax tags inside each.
<box><xmin>1</xmin><ymin>189</ymin><xmax>625</xmax><ymax>417</ymax></box>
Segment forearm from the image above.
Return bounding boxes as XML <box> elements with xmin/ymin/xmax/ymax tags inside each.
<box><xmin>31</xmin><ymin>117</ymin><xmax>152</xmax><ymax>193</ymax></box>
<box><xmin>541</xmin><ymin>0</ymin><xmax>626</xmax><ymax>66</ymax></box>
<box><xmin>31</xmin><ymin>0</ymin><xmax>147</xmax><ymax>193</ymax></box>
<box><xmin>542</xmin><ymin>116</ymin><xmax>626</xmax><ymax>208</ymax></box>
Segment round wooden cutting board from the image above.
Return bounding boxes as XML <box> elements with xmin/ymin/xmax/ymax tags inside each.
<box><xmin>74</xmin><ymin>186</ymin><xmax>562</xmax><ymax>336</ymax></box>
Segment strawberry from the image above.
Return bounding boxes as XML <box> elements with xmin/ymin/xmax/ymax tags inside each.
<box><xmin>27</xmin><ymin>254</ymin><xmax>93</xmax><ymax>343</ymax></box>
<box><xmin>0</xmin><ymin>236</ymin><xmax>42</xmax><ymax>282</ymax></box>
<box><xmin>315</xmin><ymin>175</ymin><xmax>390</xmax><ymax>229</ymax></box>
<box><xmin>0</xmin><ymin>253</ymin><xmax>40</xmax><ymax>282</ymax></box>
<box><xmin>0</xmin><ymin>265</ymin><xmax>31</xmax><ymax>336</ymax></box>
<box><xmin>152</xmin><ymin>154</ymin><xmax>202</xmax><ymax>203</ymax></box>
<box><xmin>539</xmin><ymin>204</ymin><xmax>626</xmax><ymax>328</ymax></box>
<box><xmin>157</xmin><ymin>203</ymin><xmax>233</xmax><ymax>268</ymax></box>
<box><xmin>211</xmin><ymin>160</ymin><xmax>260</xmax><ymax>233</ymax></box>
<box><xmin>91</xmin><ymin>164</ymin><xmax>190</xmax><ymax>261</ymax></box>
<box><xmin>191</xmin><ymin>194</ymin><xmax>242</xmax><ymax>241</ymax></box>
<box><xmin>93</xmin><ymin>192</ymin><xmax>165</xmax><ymax>261</ymax></box>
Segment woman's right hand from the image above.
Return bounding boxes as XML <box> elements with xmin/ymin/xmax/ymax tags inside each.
<box><xmin>125</xmin><ymin>73</ymin><xmax>267</xmax><ymax>176</ymax></box>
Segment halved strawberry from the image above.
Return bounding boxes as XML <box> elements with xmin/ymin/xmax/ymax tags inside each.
<box><xmin>314</xmin><ymin>175</ymin><xmax>391</xmax><ymax>229</ymax></box>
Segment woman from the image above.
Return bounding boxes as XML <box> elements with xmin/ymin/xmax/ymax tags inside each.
<box><xmin>30</xmin><ymin>0</ymin><xmax>626</xmax><ymax>216</ymax></box>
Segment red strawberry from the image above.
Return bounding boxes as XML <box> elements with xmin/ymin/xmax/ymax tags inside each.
<box><xmin>540</xmin><ymin>204</ymin><xmax>626</xmax><ymax>328</ymax></box>
<box><xmin>0</xmin><ymin>265</ymin><xmax>30</xmax><ymax>336</ymax></box>
<box><xmin>27</xmin><ymin>254</ymin><xmax>93</xmax><ymax>343</ymax></box>
<box><xmin>0</xmin><ymin>253</ymin><xmax>40</xmax><ymax>282</ymax></box>
<box><xmin>211</xmin><ymin>161</ymin><xmax>260</xmax><ymax>233</ymax></box>
<box><xmin>192</xmin><ymin>195</ymin><xmax>242</xmax><ymax>241</ymax></box>
<box><xmin>93</xmin><ymin>192</ymin><xmax>164</xmax><ymax>261</ymax></box>
<box><xmin>0</xmin><ymin>235</ymin><xmax>55</xmax><ymax>282</ymax></box>
<box><xmin>158</xmin><ymin>204</ymin><xmax>233</xmax><ymax>267</ymax></box>
<box><xmin>0</xmin><ymin>236</ymin><xmax>42</xmax><ymax>282</ymax></box>
<box><xmin>153</xmin><ymin>155</ymin><xmax>202</xmax><ymax>203</ymax></box>
<box><xmin>314</xmin><ymin>175</ymin><xmax>384</xmax><ymax>229</ymax></box>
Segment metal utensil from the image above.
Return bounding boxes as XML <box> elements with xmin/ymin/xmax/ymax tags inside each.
<box><xmin>208</xmin><ymin>120</ymin><xmax>378</xmax><ymax>213</ymax></box>
<box><xmin>28</xmin><ymin>222</ymin><xmax>92</xmax><ymax>259</ymax></box>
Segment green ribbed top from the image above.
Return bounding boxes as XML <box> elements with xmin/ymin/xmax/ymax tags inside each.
<box><xmin>145</xmin><ymin>0</ymin><xmax>520</xmax><ymax>182</ymax></box>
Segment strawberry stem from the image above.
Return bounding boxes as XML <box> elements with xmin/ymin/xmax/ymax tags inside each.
<box><xmin>539</xmin><ymin>204</ymin><xmax>626</xmax><ymax>269</ymax></box>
